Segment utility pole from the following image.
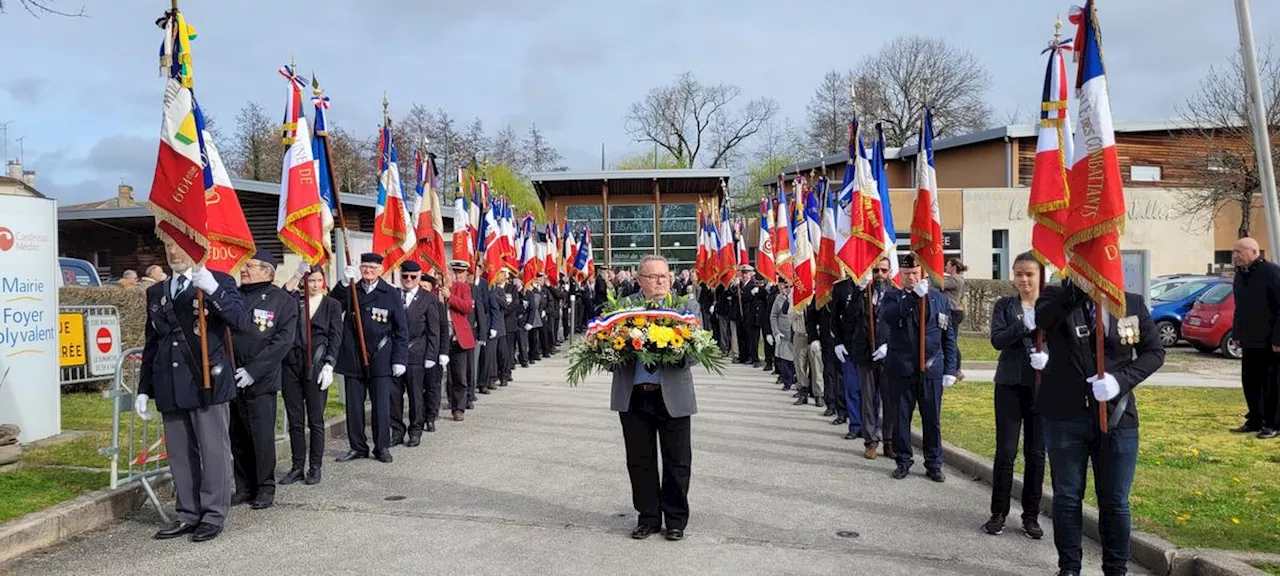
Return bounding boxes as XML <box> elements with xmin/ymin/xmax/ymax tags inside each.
<box><xmin>0</xmin><ymin>121</ymin><xmax>10</xmax><ymax>162</ymax></box>
<box><xmin>1235</xmin><ymin>0</ymin><xmax>1280</xmax><ymax>257</ymax></box>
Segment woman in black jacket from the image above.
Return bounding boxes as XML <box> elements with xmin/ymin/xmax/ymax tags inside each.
<box><xmin>983</xmin><ymin>251</ymin><xmax>1047</xmax><ymax>539</ymax></box>
<box><xmin>280</xmin><ymin>265</ymin><xmax>344</xmax><ymax>486</ymax></box>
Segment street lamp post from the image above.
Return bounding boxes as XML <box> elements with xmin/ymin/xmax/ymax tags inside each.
<box><xmin>1235</xmin><ymin>0</ymin><xmax>1280</xmax><ymax>257</ymax></box>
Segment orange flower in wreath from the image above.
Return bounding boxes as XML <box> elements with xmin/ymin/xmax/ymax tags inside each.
<box><xmin>631</xmin><ymin>338</ymin><xmax>644</xmax><ymax>350</ymax></box>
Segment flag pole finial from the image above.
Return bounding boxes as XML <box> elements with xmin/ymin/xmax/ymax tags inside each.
<box><xmin>1053</xmin><ymin>14</ymin><xmax>1063</xmax><ymax>44</ymax></box>
<box><xmin>382</xmin><ymin>91</ymin><xmax>389</xmax><ymax>124</ymax></box>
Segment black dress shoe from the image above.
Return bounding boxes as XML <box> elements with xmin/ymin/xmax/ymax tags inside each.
<box><xmin>279</xmin><ymin>468</ymin><xmax>305</xmax><ymax>485</ymax></box>
<box><xmin>390</xmin><ymin>437</ymin><xmax>404</xmax><ymax>447</ymax></box>
<box><xmin>250</xmin><ymin>494</ymin><xmax>274</xmax><ymax>510</ymax></box>
<box><xmin>890</xmin><ymin>466</ymin><xmax>910</xmax><ymax>480</ymax></box>
<box><xmin>336</xmin><ymin>450</ymin><xmax>368</xmax><ymax>462</ymax></box>
<box><xmin>1231</xmin><ymin>423</ymin><xmax>1261</xmax><ymax>433</ymax></box>
<box><xmin>153</xmin><ymin>520</ymin><xmax>197</xmax><ymax>540</ymax></box>
<box><xmin>406</xmin><ymin>434</ymin><xmax>421</xmax><ymax>447</ymax></box>
<box><xmin>191</xmin><ymin>522</ymin><xmax>222</xmax><ymax>542</ymax></box>
<box><xmin>304</xmin><ymin>468</ymin><xmax>322</xmax><ymax>485</ymax></box>
<box><xmin>1056</xmin><ymin>571</ymin><xmax>1080</xmax><ymax>576</ymax></box>
<box><xmin>665</xmin><ymin>528</ymin><xmax>685</xmax><ymax>541</ymax></box>
<box><xmin>478</xmin><ymin>387</ymin><xmax>491</xmax><ymax>395</ymax></box>
<box><xmin>374</xmin><ymin>449</ymin><xmax>393</xmax><ymax>463</ymax></box>
<box><xmin>229</xmin><ymin>491</ymin><xmax>253</xmax><ymax>506</ymax></box>
<box><xmin>466</xmin><ymin>401</ymin><xmax>475</xmax><ymax>410</ymax></box>
<box><xmin>926</xmin><ymin>469</ymin><xmax>946</xmax><ymax>483</ymax></box>
<box><xmin>831</xmin><ymin>416</ymin><xmax>847</xmax><ymax>426</ymax></box>
<box><xmin>822</xmin><ymin>407</ymin><xmax>836</xmax><ymax>417</ymax></box>
<box><xmin>1258</xmin><ymin>428</ymin><xmax>1279</xmax><ymax>439</ymax></box>
<box><xmin>843</xmin><ymin>432</ymin><xmax>858</xmax><ymax>440</ymax></box>
<box><xmin>425</xmin><ymin>421</ymin><xmax>437</xmax><ymax>432</ymax></box>
<box><xmin>792</xmin><ymin>397</ymin><xmax>807</xmax><ymax>406</ymax></box>
<box><xmin>630</xmin><ymin>524</ymin><xmax>661</xmax><ymax>539</ymax></box>
<box><xmin>814</xmin><ymin>398</ymin><xmax>826</xmax><ymax>408</ymax></box>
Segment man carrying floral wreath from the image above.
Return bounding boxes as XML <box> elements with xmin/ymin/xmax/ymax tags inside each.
<box><xmin>606</xmin><ymin>255</ymin><xmax>703</xmax><ymax>542</ymax></box>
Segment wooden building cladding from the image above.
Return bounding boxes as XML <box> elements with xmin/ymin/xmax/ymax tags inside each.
<box><xmin>1015</xmin><ymin>129</ymin><xmax>1247</xmax><ymax>188</ymax></box>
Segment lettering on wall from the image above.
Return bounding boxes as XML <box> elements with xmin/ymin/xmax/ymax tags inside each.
<box><xmin>1005</xmin><ymin>195</ymin><xmax>1177</xmax><ymax>222</ymax></box>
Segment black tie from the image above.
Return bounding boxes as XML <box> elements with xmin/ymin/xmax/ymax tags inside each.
<box><xmin>174</xmin><ymin>276</ymin><xmax>189</xmax><ymax>297</ymax></box>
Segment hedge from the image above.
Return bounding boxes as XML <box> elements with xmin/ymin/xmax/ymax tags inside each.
<box><xmin>60</xmin><ymin>286</ymin><xmax>147</xmax><ymax>350</ymax></box>
<box><xmin>959</xmin><ymin>279</ymin><xmax>1018</xmax><ymax>335</ymax></box>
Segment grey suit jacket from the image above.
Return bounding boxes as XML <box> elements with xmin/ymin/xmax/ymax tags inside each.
<box><xmin>608</xmin><ymin>296</ymin><xmax>700</xmax><ymax>418</ymax></box>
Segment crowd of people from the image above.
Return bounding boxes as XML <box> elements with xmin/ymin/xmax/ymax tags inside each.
<box><xmin>133</xmin><ymin>233</ymin><xmax>1169</xmax><ymax>575</ymax></box>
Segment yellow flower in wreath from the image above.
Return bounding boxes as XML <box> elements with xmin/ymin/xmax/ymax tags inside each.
<box><xmin>612</xmin><ymin>337</ymin><xmax>626</xmax><ymax>350</ymax></box>
<box><xmin>633</xmin><ymin>316</ymin><xmax>648</xmax><ymax>327</ymax></box>
<box><xmin>649</xmin><ymin>325</ymin><xmax>675</xmax><ymax>349</ymax></box>
<box><xmin>671</xmin><ymin>335</ymin><xmax>685</xmax><ymax>348</ymax></box>
<box><xmin>677</xmin><ymin>326</ymin><xmax>692</xmax><ymax>339</ymax></box>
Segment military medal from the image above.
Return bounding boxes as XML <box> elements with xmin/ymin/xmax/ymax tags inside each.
<box><xmin>253</xmin><ymin>308</ymin><xmax>275</xmax><ymax>332</ymax></box>
<box><xmin>1117</xmin><ymin>316</ymin><xmax>1140</xmax><ymax>345</ymax></box>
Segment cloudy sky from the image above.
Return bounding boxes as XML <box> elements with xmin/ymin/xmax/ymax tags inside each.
<box><xmin>1</xmin><ymin>0</ymin><xmax>1276</xmax><ymax>204</ymax></box>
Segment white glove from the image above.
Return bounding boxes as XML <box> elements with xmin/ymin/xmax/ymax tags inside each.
<box><xmin>489</xmin><ymin>329</ymin><xmax>498</xmax><ymax>338</ymax></box>
<box><xmin>234</xmin><ymin>367</ymin><xmax>254</xmax><ymax>388</ymax></box>
<box><xmin>751</xmin><ymin>287</ymin><xmax>759</xmax><ymax>295</ymax></box>
<box><xmin>912</xmin><ymin>281</ymin><xmax>928</xmax><ymax>298</ymax></box>
<box><xmin>809</xmin><ymin>341</ymin><xmax>821</xmax><ymax>353</ymax></box>
<box><xmin>295</xmin><ymin>260</ymin><xmax>311</xmax><ymax>279</ymax></box>
<box><xmin>871</xmin><ymin>344</ymin><xmax>888</xmax><ymax>361</ymax></box>
<box><xmin>191</xmin><ymin>266</ymin><xmax>218</xmax><ymax>295</ymax></box>
<box><xmin>439</xmin><ymin>354</ymin><xmax>450</xmax><ymax>367</ymax></box>
<box><xmin>525</xmin><ymin>323</ymin><xmax>533</xmax><ymax>331</ymax></box>
<box><xmin>942</xmin><ymin>375</ymin><xmax>957</xmax><ymax>388</ymax></box>
<box><xmin>392</xmin><ymin>364</ymin><xmax>406</xmax><ymax>377</ymax></box>
<box><xmin>766</xmin><ymin>334</ymin><xmax>775</xmax><ymax>345</ymax></box>
<box><xmin>318</xmin><ymin>364</ymin><xmax>334</xmax><ymax>391</ymax></box>
<box><xmin>1022</xmin><ymin>308</ymin><xmax>1036</xmax><ymax>331</ymax></box>
<box><xmin>505</xmin><ymin>294</ymin><xmax>513</xmax><ymax>303</ymax></box>
<box><xmin>710</xmin><ymin>305</ymin><xmax>716</xmax><ymax>315</ymax></box>
<box><xmin>1029</xmin><ymin>351</ymin><xmax>1049</xmax><ymax>371</ymax></box>
<box><xmin>541</xmin><ymin>311</ymin><xmax>546</xmax><ymax>319</ymax></box>
<box><xmin>834</xmin><ymin>344</ymin><xmax>849</xmax><ymax>363</ymax></box>
<box><xmin>424</xmin><ymin>359</ymin><xmax>437</xmax><ymax>369</ymax></box>
<box><xmin>135</xmin><ymin>393</ymin><xmax>152</xmax><ymax>420</ymax></box>
<box><xmin>1088</xmin><ymin>372</ymin><xmax>1121</xmax><ymax>402</ymax></box>
<box><xmin>478</xmin><ymin>339</ymin><xmax>486</xmax><ymax>347</ymax></box>
<box><xmin>343</xmin><ymin>265</ymin><xmax>358</xmax><ymax>284</ymax></box>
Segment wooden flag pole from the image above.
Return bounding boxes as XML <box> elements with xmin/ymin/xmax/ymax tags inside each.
<box><xmin>867</xmin><ymin>287</ymin><xmax>876</xmax><ymax>362</ymax></box>
<box><xmin>1095</xmin><ymin>303</ymin><xmax>1109</xmax><ymax>434</ymax></box>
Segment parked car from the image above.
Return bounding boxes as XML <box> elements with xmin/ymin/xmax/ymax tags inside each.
<box><xmin>58</xmin><ymin>257</ymin><xmax>101</xmax><ymax>287</ymax></box>
<box><xmin>1148</xmin><ymin>277</ymin><xmax>1226</xmax><ymax>347</ymax></box>
<box><xmin>1149</xmin><ymin>275</ymin><xmax>1215</xmax><ymax>301</ymax></box>
<box><xmin>1182</xmin><ymin>283</ymin><xmax>1241</xmax><ymax>359</ymax></box>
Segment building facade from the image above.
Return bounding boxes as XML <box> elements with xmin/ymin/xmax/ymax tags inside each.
<box><xmin>532</xmin><ymin>169</ymin><xmax>729</xmax><ymax>272</ymax></box>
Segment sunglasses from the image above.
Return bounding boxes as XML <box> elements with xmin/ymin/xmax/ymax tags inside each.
<box><xmin>401</xmin><ymin>273</ymin><xmax>419</xmax><ymax>279</ymax></box>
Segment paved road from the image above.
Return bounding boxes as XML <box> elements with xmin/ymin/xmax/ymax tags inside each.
<box><xmin>4</xmin><ymin>355</ymin><xmax>1145</xmax><ymax>575</ymax></box>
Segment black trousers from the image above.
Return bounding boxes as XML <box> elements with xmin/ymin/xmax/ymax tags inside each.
<box><xmin>529</xmin><ymin>326</ymin><xmax>544</xmax><ymax>361</ymax></box>
<box><xmin>1241</xmin><ymin>347</ymin><xmax>1279</xmax><ymax>429</ymax></box>
<box><xmin>448</xmin><ymin>344</ymin><xmax>471</xmax><ymax>413</ymax></box>
<box><xmin>424</xmin><ymin>365</ymin><xmax>443</xmax><ymax>422</ymax></box>
<box><xmin>619</xmin><ymin>388</ymin><xmax>692</xmax><ymax>531</ymax></box>
<box><xmin>230</xmin><ymin>391</ymin><xmax>277</xmax><ymax>499</ymax></box>
<box><xmin>497</xmin><ymin>332</ymin><xmax>512</xmax><ymax>381</ymax></box>
<box><xmin>480</xmin><ymin>338</ymin><xmax>498</xmax><ymax>388</ymax></box>
<box><xmin>823</xmin><ymin>345</ymin><xmax>846</xmax><ymax>416</ymax></box>
<box><xmin>763</xmin><ymin>332</ymin><xmax>775</xmax><ymax>366</ymax></box>
<box><xmin>542</xmin><ymin>322</ymin><xmax>554</xmax><ymax>352</ymax></box>
<box><xmin>282</xmin><ymin>354</ymin><xmax>325</xmax><ymax>472</ymax></box>
<box><xmin>344</xmin><ymin>374</ymin><xmax>391</xmax><ymax>454</ymax></box>
<box><xmin>991</xmin><ymin>383</ymin><xmax>1045</xmax><ymax>518</ymax></box>
<box><xmin>391</xmin><ymin>363</ymin><xmax>426</xmax><ymax>440</ymax></box>
<box><xmin>736</xmin><ymin>321</ymin><xmax>753</xmax><ymax>362</ymax></box>
<box><xmin>516</xmin><ymin>329</ymin><xmax>529</xmax><ymax>365</ymax></box>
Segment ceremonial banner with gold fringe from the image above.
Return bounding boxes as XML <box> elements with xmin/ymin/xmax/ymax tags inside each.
<box><xmin>1028</xmin><ymin>30</ymin><xmax>1074</xmax><ymax>273</ymax></box>
<box><xmin>203</xmin><ymin>130</ymin><xmax>254</xmax><ymax>274</ymax></box>
<box><xmin>149</xmin><ymin>9</ymin><xmax>208</xmax><ymax>264</ymax></box>
<box><xmin>910</xmin><ymin>107</ymin><xmax>945</xmax><ymax>286</ymax></box>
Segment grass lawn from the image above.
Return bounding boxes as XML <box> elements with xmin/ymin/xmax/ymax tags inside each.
<box><xmin>930</xmin><ymin>381</ymin><xmax>1280</xmax><ymax>553</ymax></box>
<box><xmin>1256</xmin><ymin>563</ymin><xmax>1280</xmax><ymax>575</ymax></box>
<box><xmin>958</xmin><ymin>335</ymin><xmax>998</xmax><ymax>362</ymax></box>
<box><xmin>2</xmin><ymin>386</ymin><xmax>348</xmax><ymax>524</ymax></box>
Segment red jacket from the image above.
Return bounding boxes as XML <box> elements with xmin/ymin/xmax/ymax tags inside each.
<box><xmin>448</xmin><ymin>280</ymin><xmax>476</xmax><ymax>350</ymax></box>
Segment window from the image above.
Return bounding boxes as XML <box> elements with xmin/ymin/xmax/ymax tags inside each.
<box><xmin>1153</xmin><ymin>280</ymin><xmax>1214</xmax><ymax>303</ymax></box>
<box><xmin>1198</xmin><ymin>283</ymin><xmax>1232</xmax><ymax>304</ymax></box>
<box><xmin>991</xmin><ymin>229</ymin><xmax>1009</xmax><ymax>281</ymax></box>
<box><xmin>609</xmin><ymin>204</ymin><xmax>655</xmax><ymax>269</ymax></box>
<box><xmin>1130</xmin><ymin>165</ymin><xmax>1162</xmax><ymax>182</ymax></box>
<box><xmin>565</xmin><ymin>205</ymin><xmax>604</xmax><ymax>263</ymax></box>
<box><xmin>659</xmin><ymin>204</ymin><xmax>698</xmax><ymax>270</ymax></box>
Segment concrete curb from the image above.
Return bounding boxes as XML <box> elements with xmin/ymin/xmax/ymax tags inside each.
<box><xmin>909</xmin><ymin>429</ymin><xmax>1263</xmax><ymax>576</ymax></box>
<box><xmin>0</xmin><ymin>413</ymin><xmax>351</xmax><ymax>567</ymax></box>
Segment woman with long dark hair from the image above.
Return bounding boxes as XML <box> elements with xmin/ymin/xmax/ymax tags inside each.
<box><xmin>280</xmin><ymin>265</ymin><xmax>343</xmax><ymax>486</ymax></box>
<box><xmin>983</xmin><ymin>251</ymin><xmax>1046</xmax><ymax>539</ymax></box>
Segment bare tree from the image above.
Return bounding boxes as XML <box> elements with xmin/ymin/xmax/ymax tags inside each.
<box><xmin>0</xmin><ymin>0</ymin><xmax>84</xmax><ymax>16</ymax></box>
<box><xmin>489</xmin><ymin>124</ymin><xmax>524</xmax><ymax>170</ymax></box>
<box><xmin>1174</xmin><ymin>44</ymin><xmax>1280</xmax><ymax>238</ymax></box>
<box><xmin>460</xmin><ymin>118</ymin><xmax>489</xmax><ymax>167</ymax></box>
<box><xmin>523</xmin><ymin>123</ymin><xmax>564</xmax><ymax>172</ymax></box>
<box><xmin>624</xmin><ymin>71</ymin><xmax>778</xmax><ymax>169</ymax></box>
<box><xmin>227</xmin><ymin>101</ymin><xmax>282</xmax><ymax>182</ymax></box>
<box><xmin>326</xmin><ymin>125</ymin><xmax>375</xmax><ymax>195</ymax></box>
<box><xmin>731</xmin><ymin>117</ymin><xmax>805</xmax><ymax>209</ymax></box>
<box><xmin>851</xmin><ymin>36</ymin><xmax>992</xmax><ymax>147</ymax></box>
<box><xmin>806</xmin><ymin>70</ymin><xmax>856</xmax><ymax>156</ymax></box>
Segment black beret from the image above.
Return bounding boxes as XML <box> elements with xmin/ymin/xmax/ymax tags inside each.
<box><xmin>251</xmin><ymin>249</ymin><xmax>278</xmax><ymax>267</ymax></box>
<box><xmin>754</xmin><ymin>273</ymin><xmax>765</xmax><ymax>281</ymax></box>
<box><xmin>401</xmin><ymin>260</ymin><xmax>421</xmax><ymax>272</ymax></box>
<box><xmin>361</xmin><ymin>252</ymin><xmax>383</xmax><ymax>264</ymax></box>
<box><xmin>901</xmin><ymin>253</ymin><xmax>919</xmax><ymax>268</ymax></box>
<box><xmin>421</xmin><ymin>273</ymin><xmax>438</xmax><ymax>286</ymax></box>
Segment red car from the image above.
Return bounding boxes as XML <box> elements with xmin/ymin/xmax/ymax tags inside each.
<box><xmin>1181</xmin><ymin>283</ymin><xmax>1242</xmax><ymax>359</ymax></box>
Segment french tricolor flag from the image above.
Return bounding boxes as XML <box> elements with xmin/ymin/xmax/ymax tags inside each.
<box><xmin>1064</xmin><ymin>0</ymin><xmax>1127</xmax><ymax>317</ymax></box>
<box><xmin>1028</xmin><ymin>33</ymin><xmax>1074</xmax><ymax>273</ymax></box>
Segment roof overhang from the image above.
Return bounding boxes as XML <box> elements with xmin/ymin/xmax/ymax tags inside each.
<box><xmin>529</xmin><ymin>169</ymin><xmax>731</xmax><ymax>201</ymax></box>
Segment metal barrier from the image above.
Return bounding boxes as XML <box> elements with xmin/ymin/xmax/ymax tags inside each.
<box><xmin>100</xmin><ymin>346</ymin><xmax>170</xmax><ymax>522</ymax></box>
<box><xmin>60</xmin><ymin>305</ymin><xmax>120</xmax><ymax>386</ymax></box>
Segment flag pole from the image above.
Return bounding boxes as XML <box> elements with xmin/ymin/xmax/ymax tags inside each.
<box><xmin>283</xmin><ymin>59</ymin><xmax>314</xmax><ymax>378</ymax></box>
<box><xmin>314</xmin><ymin>83</ymin><xmax>371</xmax><ymax>378</ymax></box>
<box><xmin>1095</xmin><ymin>302</ymin><xmax>1109</xmax><ymax>434</ymax></box>
<box><xmin>169</xmin><ymin>0</ymin><xmax>212</xmax><ymax>403</ymax></box>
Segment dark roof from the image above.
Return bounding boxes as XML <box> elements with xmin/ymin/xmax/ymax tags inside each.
<box><xmin>529</xmin><ymin>169</ymin><xmax>731</xmax><ymax>201</ymax></box>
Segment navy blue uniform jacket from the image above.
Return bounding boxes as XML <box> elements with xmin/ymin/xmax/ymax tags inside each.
<box><xmin>879</xmin><ymin>288</ymin><xmax>959</xmax><ymax>382</ymax></box>
<box><xmin>329</xmin><ymin>279</ymin><xmax>409</xmax><ymax>378</ymax></box>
